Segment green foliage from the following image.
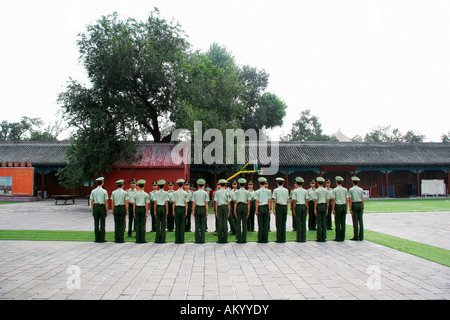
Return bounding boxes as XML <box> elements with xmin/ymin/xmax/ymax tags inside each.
<box><xmin>441</xmin><ymin>131</ymin><xmax>450</xmax><ymax>143</ymax></box>
<box><xmin>281</xmin><ymin>109</ymin><xmax>337</xmax><ymax>142</ymax></box>
<box><xmin>364</xmin><ymin>125</ymin><xmax>426</xmax><ymax>143</ymax></box>
<box><xmin>0</xmin><ymin>116</ymin><xmax>61</xmax><ymax>141</ymax></box>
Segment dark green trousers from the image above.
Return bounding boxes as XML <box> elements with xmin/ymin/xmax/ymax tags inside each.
<box><xmin>327</xmin><ymin>201</ymin><xmax>333</xmax><ymax>229</ymax></box>
<box><xmin>275</xmin><ymin>204</ymin><xmax>287</xmax><ymax>243</ymax></box>
<box><xmin>113</xmin><ymin>206</ymin><xmax>126</xmax><ymax>243</ymax></box>
<box><xmin>335</xmin><ymin>204</ymin><xmax>347</xmax><ymax>241</ymax></box>
<box><xmin>257</xmin><ymin>205</ymin><xmax>269</xmax><ymax>243</ymax></box>
<box><xmin>150</xmin><ymin>204</ymin><xmax>156</xmax><ymax>232</ymax></box>
<box><xmin>155</xmin><ymin>205</ymin><xmax>167</xmax><ymax>243</ymax></box>
<box><xmin>351</xmin><ymin>202</ymin><xmax>364</xmax><ymax>240</ymax></box>
<box><xmin>308</xmin><ymin>200</ymin><xmax>316</xmax><ymax>230</ymax></box>
<box><xmin>295</xmin><ymin>204</ymin><xmax>307</xmax><ymax>242</ymax></box>
<box><xmin>195</xmin><ymin>206</ymin><xmax>206</xmax><ymax>243</ymax></box>
<box><xmin>236</xmin><ymin>203</ymin><xmax>248</xmax><ymax>243</ymax></box>
<box><xmin>228</xmin><ymin>201</ymin><xmax>237</xmax><ymax>234</ymax></box>
<box><xmin>185</xmin><ymin>202</ymin><xmax>192</xmax><ymax>232</ymax></box>
<box><xmin>127</xmin><ymin>203</ymin><xmax>134</xmax><ymax>236</ymax></box>
<box><xmin>217</xmin><ymin>205</ymin><xmax>229</xmax><ymax>243</ymax></box>
<box><xmin>93</xmin><ymin>204</ymin><xmax>106</xmax><ymax>242</ymax></box>
<box><xmin>167</xmin><ymin>201</ymin><xmax>174</xmax><ymax>231</ymax></box>
<box><xmin>134</xmin><ymin>206</ymin><xmax>147</xmax><ymax>243</ymax></box>
<box><xmin>247</xmin><ymin>201</ymin><xmax>256</xmax><ymax>232</ymax></box>
<box><xmin>316</xmin><ymin>203</ymin><xmax>327</xmax><ymax>242</ymax></box>
<box><xmin>174</xmin><ymin>206</ymin><xmax>186</xmax><ymax>243</ymax></box>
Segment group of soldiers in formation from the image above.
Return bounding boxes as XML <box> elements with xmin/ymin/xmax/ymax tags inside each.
<box><xmin>89</xmin><ymin>175</ymin><xmax>365</xmax><ymax>244</ymax></box>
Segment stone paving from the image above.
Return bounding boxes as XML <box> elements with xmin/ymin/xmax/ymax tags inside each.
<box><xmin>0</xmin><ymin>200</ymin><xmax>449</xmax><ymax>300</ymax></box>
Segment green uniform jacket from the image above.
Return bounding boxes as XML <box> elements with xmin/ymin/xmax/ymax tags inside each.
<box><xmin>90</xmin><ymin>187</ymin><xmax>108</xmax><ymax>204</ymax></box>
<box><xmin>111</xmin><ymin>188</ymin><xmax>127</xmax><ymax>206</ymax></box>
<box><xmin>272</xmin><ymin>186</ymin><xmax>289</xmax><ymax>205</ymax></box>
<box><xmin>291</xmin><ymin>187</ymin><xmax>309</xmax><ymax>205</ymax></box>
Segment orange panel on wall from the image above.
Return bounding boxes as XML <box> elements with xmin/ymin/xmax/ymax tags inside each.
<box><xmin>0</xmin><ymin>168</ymin><xmax>34</xmax><ymax>196</ymax></box>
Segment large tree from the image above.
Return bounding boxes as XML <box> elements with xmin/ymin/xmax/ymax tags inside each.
<box><xmin>281</xmin><ymin>109</ymin><xmax>336</xmax><ymax>142</ymax></box>
<box><xmin>58</xmin><ymin>11</ymin><xmax>288</xmax><ymax>188</ymax></box>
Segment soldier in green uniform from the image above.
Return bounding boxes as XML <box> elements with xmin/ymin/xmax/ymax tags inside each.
<box><xmin>126</xmin><ymin>179</ymin><xmax>138</xmax><ymax>238</ymax></box>
<box><xmin>233</xmin><ymin>178</ymin><xmax>251</xmax><ymax>244</ymax></box>
<box><xmin>349</xmin><ymin>176</ymin><xmax>365</xmax><ymax>241</ymax></box>
<box><xmin>291</xmin><ymin>177</ymin><xmax>309</xmax><ymax>242</ymax></box>
<box><xmin>228</xmin><ymin>181</ymin><xmax>238</xmax><ymax>235</ymax></box>
<box><xmin>332</xmin><ymin>176</ymin><xmax>349</xmax><ymax>242</ymax></box>
<box><xmin>192</xmin><ymin>179</ymin><xmax>209</xmax><ymax>243</ymax></box>
<box><xmin>172</xmin><ymin>179</ymin><xmax>188</xmax><ymax>244</ymax></box>
<box><xmin>90</xmin><ymin>177</ymin><xmax>109</xmax><ymax>243</ymax></box>
<box><xmin>315</xmin><ymin>177</ymin><xmax>329</xmax><ymax>242</ymax></box>
<box><xmin>290</xmin><ymin>186</ymin><xmax>297</xmax><ymax>232</ymax></box>
<box><xmin>325</xmin><ymin>179</ymin><xmax>333</xmax><ymax>230</ymax></box>
<box><xmin>184</xmin><ymin>182</ymin><xmax>193</xmax><ymax>232</ymax></box>
<box><xmin>149</xmin><ymin>182</ymin><xmax>158</xmax><ymax>232</ymax></box>
<box><xmin>247</xmin><ymin>181</ymin><xmax>257</xmax><ymax>232</ymax></box>
<box><xmin>132</xmin><ymin>179</ymin><xmax>150</xmax><ymax>244</ymax></box>
<box><xmin>272</xmin><ymin>177</ymin><xmax>289</xmax><ymax>243</ymax></box>
<box><xmin>307</xmin><ymin>180</ymin><xmax>317</xmax><ymax>231</ymax></box>
<box><xmin>154</xmin><ymin>180</ymin><xmax>169</xmax><ymax>243</ymax></box>
<box><xmin>255</xmin><ymin>177</ymin><xmax>272</xmax><ymax>243</ymax></box>
<box><xmin>265</xmin><ymin>181</ymin><xmax>272</xmax><ymax>232</ymax></box>
<box><xmin>167</xmin><ymin>182</ymin><xmax>175</xmax><ymax>232</ymax></box>
<box><xmin>214</xmin><ymin>179</ymin><xmax>231</xmax><ymax>243</ymax></box>
<box><xmin>111</xmin><ymin>179</ymin><xmax>127</xmax><ymax>243</ymax></box>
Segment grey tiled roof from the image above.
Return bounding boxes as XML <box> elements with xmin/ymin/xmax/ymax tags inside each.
<box><xmin>0</xmin><ymin>141</ymin><xmax>449</xmax><ymax>167</ymax></box>
<box><xmin>272</xmin><ymin>141</ymin><xmax>450</xmax><ymax>167</ymax></box>
<box><xmin>0</xmin><ymin>141</ymin><xmax>69</xmax><ymax>166</ymax></box>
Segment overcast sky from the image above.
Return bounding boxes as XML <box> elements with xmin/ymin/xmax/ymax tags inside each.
<box><xmin>1</xmin><ymin>0</ymin><xmax>449</xmax><ymax>142</ymax></box>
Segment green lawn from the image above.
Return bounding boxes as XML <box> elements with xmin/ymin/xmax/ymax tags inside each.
<box><xmin>364</xmin><ymin>198</ymin><xmax>450</xmax><ymax>213</ymax></box>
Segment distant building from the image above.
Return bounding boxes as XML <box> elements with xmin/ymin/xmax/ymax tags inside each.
<box><xmin>330</xmin><ymin>128</ymin><xmax>352</xmax><ymax>142</ymax></box>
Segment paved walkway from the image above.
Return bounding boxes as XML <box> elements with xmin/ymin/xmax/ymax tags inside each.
<box><xmin>0</xmin><ymin>200</ymin><xmax>449</xmax><ymax>300</ymax></box>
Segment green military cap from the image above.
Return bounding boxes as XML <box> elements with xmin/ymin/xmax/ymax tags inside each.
<box><xmin>137</xmin><ymin>179</ymin><xmax>146</xmax><ymax>184</ymax></box>
<box><xmin>152</xmin><ymin>181</ymin><xmax>158</xmax><ymax>186</ymax></box>
<box><xmin>276</xmin><ymin>177</ymin><xmax>285</xmax><ymax>182</ymax></box>
<box><xmin>197</xmin><ymin>178</ymin><xmax>206</xmax><ymax>185</ymax></box>
<box><xmin>295</xmin><ymin>176</ymin><xmax>304</xmax><ymax>183</ymax></box>
<box><xmin>310</xmin><ymin>179</ymin><xmax>315</xmax><ymax>183</ymax></box>
<box><xmin>157</xmin><ymin>179</ymin><xmax>166</xmax><ymax>185</ymax></box>
<box><xmin>168</xmin><ymin>181</ymin><xmax>174</xmax><ymax>186</ymax></box>
<box><xmin>95</xmin><ymin>177</ymin><xmax>105</xmax><ymax>182</ymax></box>
<box><xmin>129</xmin><ymin>179</ymin><xmax>136</xmax><ymax>184</ymax></box>
<box><xmin>351</xmin><ymin>176</ymin><xmax>361</xmax><ymax>182</ymax></box>
<box><xmin>248</xmin><ymin>181</ymin><xmax>253</xmax><ymax>185</ymax></box>
<box><xmin>184</xmin><ymin>181</ymin><xmax>190</xmax><ymax>185</ymax></box>
<box><xmin>238</xmin><ymin>178</ymin><xmax>247</xmax><ymax>184</ymax></box>
<box><xmin>335</xmin><ymin>176</ymin><xmax>344</xmax><ymax>182</ymax></box>
<box><xmin>116</xmin><ymin>179</ymin><xmax>124</xmax><ymax>184</ymax></box>
<box><xmin>231</xmin><ymin>181</ymin><xmax>237</xmax><ymax>185</ymax></box>
<box><xmin>258</xmin><ymin>177</ymin><xmax>267</xmax><ymax>183</ymax></box>
<box><xmin>218</xmin><ymin>179</ymin><xmax>228</xmax><ymax>184</ymax></box>
<box><xmin>316</xmin><ymin>177</ymin><xmax>325</xmax><ymax>182</ymax></box>
<box><xmin>176</xmin><ymin>178</ymin><xmax>185</xmax><ymax>184</ymax></box>
<box><xmin>325</xmin><ymin>179</ymin><xmax>331</xmax><ymax>183</ymax></box>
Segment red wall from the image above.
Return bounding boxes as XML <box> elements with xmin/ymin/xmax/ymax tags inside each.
<box><xmin>102</xmin><ymin>167</ymin><xmax>189</xmax><ymax>196</ymax></box>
